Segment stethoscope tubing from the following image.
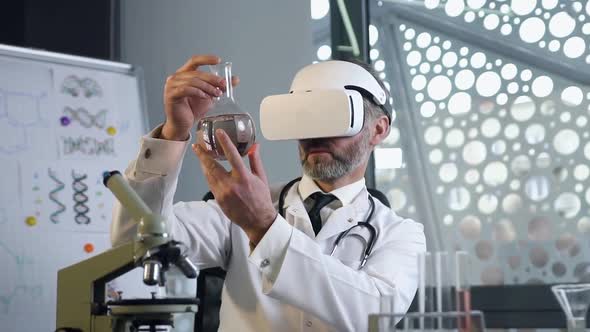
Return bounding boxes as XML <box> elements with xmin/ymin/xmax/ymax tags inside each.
<box><xmin>278</xmin><ymin>178</ymin><xmax>377</xmax><ymax>269</ymax></box>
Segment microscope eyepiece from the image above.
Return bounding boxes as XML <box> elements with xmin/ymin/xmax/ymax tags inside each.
<box><xmin>102</xmin><ymin>170</ymin><xmax>121</xmax><ymax>187</ymax></box>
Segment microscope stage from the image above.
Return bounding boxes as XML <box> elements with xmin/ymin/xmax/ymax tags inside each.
<box><xmin>107</xmin><ymin>298</ymin><xmax>199</xmax><ymax>315</ymax></box>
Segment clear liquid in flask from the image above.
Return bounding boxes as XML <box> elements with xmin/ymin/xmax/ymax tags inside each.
<box><xmin>196</xmin><ymin>113</ymin><xmax>256</xmax><ymax>160</ymax></box>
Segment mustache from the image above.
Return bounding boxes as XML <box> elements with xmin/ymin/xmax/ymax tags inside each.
<box><xmin>300</xmin><ymin>138</ymin><xmax>333</xmax><ymax>152</ymax></box>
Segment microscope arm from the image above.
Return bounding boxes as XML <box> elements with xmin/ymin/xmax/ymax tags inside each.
<box><xmin>56</xmin><ymin>242</ymin><xmax>135</xmax><ymax>331</ymax></box>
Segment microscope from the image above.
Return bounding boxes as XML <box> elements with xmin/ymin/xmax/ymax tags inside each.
<box><xmin>56</xmin><ymin>171</ymin><xmax>199</xmax><ymax>332</ymax></box>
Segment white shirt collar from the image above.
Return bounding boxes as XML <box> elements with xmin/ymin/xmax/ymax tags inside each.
<box><xmin>297</xmin><ymin>174</ymin><xmax>366</xmax><ymax>206</ymax></box>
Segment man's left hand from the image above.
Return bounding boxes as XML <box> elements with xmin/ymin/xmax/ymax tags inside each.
<box><xmin>192</xmin><ymin>129</ymin><xmax>277</xmax><ymax>246</ymax></box>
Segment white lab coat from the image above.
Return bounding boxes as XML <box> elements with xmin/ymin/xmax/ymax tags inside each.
<box><xmin>111</xmin><ymin>127</ymin><xmax>426</xmax><ymax>332</ymax></box>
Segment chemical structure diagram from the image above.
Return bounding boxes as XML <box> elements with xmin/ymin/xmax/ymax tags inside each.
<box><xmin>0</xmin><ymin>89</ymin><xmax>47</xmax><ymax>155</ymax></box>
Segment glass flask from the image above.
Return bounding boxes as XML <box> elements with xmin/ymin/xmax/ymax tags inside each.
<box><xmin>552</xmin><ymin>284</ymin><xmax>590</xmax><ymax>332</ymax></box>
<box><xmin>195</xmin><ymin>62</ymin><xmax>256</xmax><ymax>160</ymax></box>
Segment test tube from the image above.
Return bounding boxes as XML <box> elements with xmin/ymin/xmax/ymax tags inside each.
<box><xmin>380</xmin><ymin>293</ymin><xmax>395</xmax><ymax>313</ymax></box>
<box><xmin>435</xmin><ymin>251</ymin><xmax>454</xmax><ymax>328</ymax></box>
<box><xmin>455</xmin><ymin>251</ymin><xmax>472</xmax><ymax>331</ymax></box>
<box><xmin>379</xmin><ymin>289</ymin><xmax>396</xmax><ymax>332</ymax></box>
<box><xmin>455</xmin><ymin>251</ymin><xmax>471</xmax><ymax>311</ymax></box>
<box><xmin>417</xmin><ymin>252</ymin><xmax>434</xmax><ymax>329</ymax></box>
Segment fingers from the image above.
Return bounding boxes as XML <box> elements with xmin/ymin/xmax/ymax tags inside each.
<box><xmin>166</xmin><ymin>67</ymin><xmax>240</xmax><ymax>99</ymax></box>
<box><xmin>166</xmin><ymin>85</ymin><xmax>209</xmax><ymax>101</ymax></box>
<box><xmin>216</xmin><ymin>75</ymin><xmax>240</xmax><ymax>91</ymax></box>
<box><xmin>165</xmin><ymin>72</ymin><xmax>224</xmax><ymax>103</ymax></box>
<box><xmin>168</xmin><ymin>78</ymin><xmax>222</xmax><ymax>99</ymax></box>
<box><xmin>215</xmin><ymin>129</ymin><xmax>248</xmax><ymax>177</ymax></box>
<box><xmin>247</xmin><ymin>144</ymin><xmax>269</xmax><ymax>185</ymax></box>
<box><xmin>192</xmin><ymin>143</ymin><xmax>228</xmax><ymax>183</ymax></box>
<box><xmin>219</xmin><ymin>76</ymin><xmax>240</xmax><ymax>92</ymax></box>
<box><xmin>177</xmin><ymin>54</ymin><xmax>220</xmax><ymax>73</ymax></box>
<box><xmin>173</xmin><ymin>70</ymin><xmax>224</xmax><ymax>86</ymax></box>
<box><xmin>230</xmin><ymin>76</ymin><xmax>240</xmax><ymax>87</ymax></box>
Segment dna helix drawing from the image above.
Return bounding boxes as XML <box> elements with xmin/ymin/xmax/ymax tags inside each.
<box><xmin>71</xmin><ymin>171</ymin><xmax>90</xmax><ymax>225</ymax></box>
<box><xmin>63</xmin><ymin>107</ymin><xmax>107</xmax><ymax>129</ymax></box>
<box><xmin>47</xmin><ymin>169</ymin><xmax>66</xmax><ymax>224</ymax></box>
<box><xmin>61</xmin><ymin>75</ymin><xmax>102</xmax><ymax>98</ymax></box>
<box><xmin>61</xmin><ymin>136</ymin><xmax>115</xmax><ymax>156</ymax></box>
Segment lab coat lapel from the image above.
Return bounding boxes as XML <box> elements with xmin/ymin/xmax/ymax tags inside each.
<box><xmin>316</xmin><ymin>191</ymin><xmax>371</xmax><ymax>241</ymax></box>
<box><xmin>315</xmin><ymin>205</ymin><xmax>356</xmax><ymax>241</ymax></box>
<box><xmin>281</xmin><ymin>182</ymin><xmax>316</xmax><ymax>238</ymax></box>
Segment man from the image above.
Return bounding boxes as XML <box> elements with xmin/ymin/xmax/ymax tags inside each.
<box><xmin>111</xmin><ymin>54</ymin><xmax>426</xmax><ymax>331</ymax></box>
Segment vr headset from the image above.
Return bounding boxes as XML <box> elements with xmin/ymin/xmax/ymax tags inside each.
<box><xmin>260</xmin><ymin>60</ymin><xmax>391</xmax><ymax>140</ymax></box>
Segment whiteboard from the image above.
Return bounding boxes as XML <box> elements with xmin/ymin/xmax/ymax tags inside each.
<box><xmin>0</xmin><ymin>44</ymin><xmax>149</xmax><ymax>332</ymax></box>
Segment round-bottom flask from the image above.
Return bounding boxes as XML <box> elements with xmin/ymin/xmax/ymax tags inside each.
<box><xmin>195</xmin><ymin>62</ymin><xmax>256</xmax><ymax>160</ymax></box>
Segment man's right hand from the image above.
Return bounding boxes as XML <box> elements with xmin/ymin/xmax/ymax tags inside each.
<box><xmin>161</xmin><ymin>55</ymin><xmax>239</xmax><ymax>141</ymax></box>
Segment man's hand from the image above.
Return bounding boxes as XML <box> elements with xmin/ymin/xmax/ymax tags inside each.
<box><xmin>192</xmin><ymin>129</ymin><xmax>277</xmax><ymax>245</ymax></box>
<box><xmin>161</xmin><ymin>55</ymin><xmax>239</xmax><ymax>141</ymax></box>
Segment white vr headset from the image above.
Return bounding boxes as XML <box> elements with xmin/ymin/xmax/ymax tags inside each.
<box><xmin>260</xmin><ymin>60</ymin><xmax>390</xmax><ymax>141</ymax></box>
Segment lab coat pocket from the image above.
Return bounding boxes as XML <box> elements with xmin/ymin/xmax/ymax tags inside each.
<box><xmin>337</xmin><ymin>258</ymin><xmax>363</xmax><ymax>270</ymax></box>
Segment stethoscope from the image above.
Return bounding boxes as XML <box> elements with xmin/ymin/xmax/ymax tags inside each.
<box><xmin>278</xmin><ymin>177</ymin><xmax>377</xmax><ymax>269</ymax></box>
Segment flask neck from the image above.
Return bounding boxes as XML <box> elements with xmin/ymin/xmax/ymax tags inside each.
<box><xmin>223</xmin><ymin>62</ymin><xmax>234</xmax><ymax>101</ymax></box>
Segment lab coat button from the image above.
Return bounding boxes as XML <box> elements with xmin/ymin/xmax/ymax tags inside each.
<box><xmin>144</xmin><ymin>148</ymin><xmax>152</xmax><ymax>159</ymax></box>
<box><xmin>260</xmin><ymin>258</ymin><xmax>270</xmax><ymax>268</ymax></box>
<box><xmin>306</xmin><ymin>320</ymin><xmax>312</xmax><ymax>327</ymax></box>
<box><xmin>347</xmin><ymin>218</ymin><xmax>354</xmax><ymax>223</ymax></box>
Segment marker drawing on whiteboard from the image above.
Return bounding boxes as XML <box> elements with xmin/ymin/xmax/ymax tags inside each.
<box><xmin>0</xmin><ymin>89</ymin><xmax>47</xmax><ymax>154</ymax></box>
<box><xmin>80</xmin><ymin>77</ymin><xmax>102</xmax><ymax>98</ymax></box>
<box><xmin>63</xmin><ymin>107</ymin><xmax>107</xmax><ymax>129</ymax></box>
<box><xmin>0</xmin><ymin>241</ymin><xmax>43</xmax><ymax>313</ymax></box>
<box><xmin>48</xmin><ymin>168</ymin><xmax>66</xmax><ymax>224</ymax></box>
<box><xmin>25</xmin><ymin>216</ymin><xmax>37</xmax><ymax>226</ymax></box>
<box><xmin>106</xmin><ymin>126</ymin><xmax>117</xmax><ymax>136</ymax></box>
<box><xmin>72</xmin><ymin>170</ymin><xmax>90</xmax><ymax>225</ymax></box>
<box><xmin>61</xmin><ymin>136</ymin><xmax>115</xmax><ymax>156</ymax></box>
<box><xmin>61</xmin><ymin>75</ymin><xmax>103</xmax><ymax>98</ymax></box>
<box><xmin>0</xmin><ymin>90</ymin><xmax>47</xmax><ymax>126</ymax></box>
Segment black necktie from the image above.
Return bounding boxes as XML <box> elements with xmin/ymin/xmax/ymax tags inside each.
<box><xmin>308</xmin><ymin>192</ymin><xmax>337</xmax><ymax>235</ymax></box>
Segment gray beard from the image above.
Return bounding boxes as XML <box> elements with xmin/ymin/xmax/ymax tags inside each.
<box><xmin>301</xmin><ymin>131</ymin><xmax>371</xmax><ymax>181</ymax></box>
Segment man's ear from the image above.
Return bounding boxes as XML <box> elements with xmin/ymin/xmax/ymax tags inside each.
<box><xmin>369</xmin><ymin>115</ymin><xmax>390</xmax><ymax>146</ymax></box>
